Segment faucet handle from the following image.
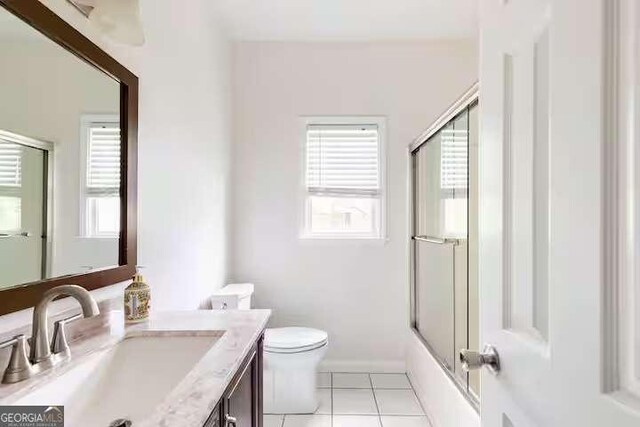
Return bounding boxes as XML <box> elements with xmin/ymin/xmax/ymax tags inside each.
<box><xmin>51</xmin><ymin>313</ymin><xmax>82</xmax><ymax>356</ymax></box>
<box><xmin>1</xmin><ymin>335</ymin><xmax>34</xmax><ymax>384</ymax></box>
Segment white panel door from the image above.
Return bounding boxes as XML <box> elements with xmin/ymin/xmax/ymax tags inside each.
<box><xmin>479</xmin><ymin>0</ymin><xmax>640</xmax><ymax>425</ymax></box>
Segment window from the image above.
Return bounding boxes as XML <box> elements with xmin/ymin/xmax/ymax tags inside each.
<box><xmin>303</xmin><ymin>118</ymin><xmax>385</xmax><ymax>239</ymax></box>
<box><xmin>0</xmin><ymin>141</ymin><xmax>22</xmax><ymax>232</ymax></box>
<box><xmin>80</xmin><ymin>116</ymin><xmax>121</xmax><ymax>238</ymax></box>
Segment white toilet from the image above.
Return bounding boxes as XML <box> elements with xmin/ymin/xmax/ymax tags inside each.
<box><xmin>211</xmin><ymin>284</ymin><xmax>329</xmax><ymax>414</ymax></box>
<box><xmin>263</xmin><ymin>327</ymin><xmax>328</xmax><ymax>414</ymax></box>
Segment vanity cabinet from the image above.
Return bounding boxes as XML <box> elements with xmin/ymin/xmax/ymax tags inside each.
<box><xmin>204</xmin><ymin>334</ymin><xmax>264</xmax><ymax>427</ymax></box>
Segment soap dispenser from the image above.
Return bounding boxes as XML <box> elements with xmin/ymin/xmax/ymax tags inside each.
<box><xmin>124</xmin><ymin>266</ymin><xmax>151</xmax><ymax>323</ymax></box>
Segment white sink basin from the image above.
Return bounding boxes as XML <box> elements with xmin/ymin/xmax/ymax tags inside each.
<box><xmin>15</xmin><ymin>333</ymin><xmax>221</xmax><ymax>427</ymax></box>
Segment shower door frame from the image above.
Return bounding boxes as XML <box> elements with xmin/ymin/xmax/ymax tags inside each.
<box><xmin>0</xmin><ymin>129</ymin><xmax>54</xmax><ymax>280</ymax></box>
<box><xmin>408</xmin><ymin>83</ymin><xmax>479</xmax><ymax>409</ymax></box>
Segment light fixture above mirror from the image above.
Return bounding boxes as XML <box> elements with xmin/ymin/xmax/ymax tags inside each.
<box><xmin>67</xmin><ymin>0</ymin><xmax>145</xmax><ymax>46</ymax></box>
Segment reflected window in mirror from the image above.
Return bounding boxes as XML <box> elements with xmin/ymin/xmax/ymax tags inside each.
<box><xmin>440</xmin><ymin>113</ymin><xmax>468</xmax><ymax>239</ymax></box>
<box><xmin>0</xmin><ymin>142</ymin><xmax>23</xmax><ymax>233</ymax></box>
<box><xmin>80</xmin><ymin>115</ymin><xmax>121</xmax><ymax>238</ymax></box>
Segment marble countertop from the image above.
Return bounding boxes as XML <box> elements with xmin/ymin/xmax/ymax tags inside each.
<box><xmin>0</xmin><ymin>308</ymin><xmax>271</xmax><ymax>427</ymax></box>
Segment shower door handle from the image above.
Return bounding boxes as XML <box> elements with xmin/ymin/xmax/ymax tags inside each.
<box><xmin>0</xmin><ymin>231</ymin><xmax>31</xmax><ymax>238</ymax></box>
<box><xmin>412</xmin><ymin>235</ymin><xmax>460</xmax><ymax>245</ymax></box>
<box><xmin>460</xmin><ymin>344</ymin><xmax>501</xmax><ymax>374</ymax></box>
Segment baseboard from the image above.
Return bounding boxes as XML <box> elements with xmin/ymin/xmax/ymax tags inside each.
<box><xmin>319</xmin><ymin>359</ymin><xmax>406</xmax><ymax>373</ymax></box>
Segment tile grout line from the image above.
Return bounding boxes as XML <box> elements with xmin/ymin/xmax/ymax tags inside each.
<box><xmin>333</xmin><ymin>387</ymin><xmax>411</xmax><ymax>390</ymax></box>
<box><xmin>369</xmin><ymin>373</ymin><xmax>383</xmax><ymax>427</ymax></box>
<box><xmin>272</xmin><ymin>373</ymin><xmax>425</xmax><ymax>427</ymax></box>
<box><xmin>405</xmin><ymin>373</ymin><xmax>432</xmax><ymax>425</ymax></box>
<box><xmin>330</xmin><ymin>372</ymin><xmax>334</xmax><ymax>427</ymax></box>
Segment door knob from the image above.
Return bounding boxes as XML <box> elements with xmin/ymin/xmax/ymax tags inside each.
<box><xmin>225</xmin><ymin>414</ymin><xmax>237</xmax><ymax>427</ymax></box>
<box><xmin>460</xmin><ymin>344</ymin><xmax>500</xmax><ymax>374</ymax></box>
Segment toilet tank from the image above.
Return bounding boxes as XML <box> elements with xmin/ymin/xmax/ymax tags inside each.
<box><xmin>210</xmin><ymin>283</ymin><xmax>254</xmax><ymax>310</ymax></box>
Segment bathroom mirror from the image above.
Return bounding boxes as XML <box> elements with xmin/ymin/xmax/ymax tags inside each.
<box><xmin>0</xmin><ymin>0</ymin><xmax>138</xmax><ymax>315</ymax></box>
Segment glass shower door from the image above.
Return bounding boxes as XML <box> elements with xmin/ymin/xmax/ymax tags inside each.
<box><xmin>411</xmin><ymin>101</ymin><xmax>478</xmax><ymax>400</ymax></box>
<box><xmin>0</xmin><ymin>139</ymin><xmax>46</xmax><ymax>286</ymax></box>
<box><xmin>413</xmin><ymin>125</ymin><xmax>458</xmax><ymax>371</ymax></box>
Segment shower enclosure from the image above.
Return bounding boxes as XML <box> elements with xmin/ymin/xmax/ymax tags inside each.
<box><xmin>410</xmin><ymin>85</ymin><xmax>479</xmax><ymax>404</ymax></box>
<box><xmin>0</xmin><ymin>130</ymin><xmax>52</xmax><ymax>287</ymax></box>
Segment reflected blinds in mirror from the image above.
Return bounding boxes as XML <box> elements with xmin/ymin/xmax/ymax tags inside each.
<box><xmin>0</xmin><ymin>142</ymin><xmax>23</xmax><ymax>233</ymax></box>
<box><xmin>440</xmin><ymin>127</ymin><xmax>468</xmax><ymax>197</ymax></box>
<box><xmin>0</xmin><ymin>142</ymin><xmax>22</xmax><ymax>188</ymax></box>
<box><xmin>86</xmin><ymin>123</ymin><xmax>120</xmax><ymax>196</ymax></box>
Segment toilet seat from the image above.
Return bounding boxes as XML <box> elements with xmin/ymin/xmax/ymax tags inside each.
<box><xmin>264</xmin><ymin>327</ymin><xmax>328</xmax><ymax>354</ymax></box>
<box><xmin>264</xmin><ymin>327</ymin><xmax>329</xmax><ymax>413</ymax></box>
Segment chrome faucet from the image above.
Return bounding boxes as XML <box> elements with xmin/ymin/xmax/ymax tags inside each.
<box><xmin>0</xmin><ymin>335</ymin><xmax>31</xmax><ymax>383</ymax></box>
<box><xmin>30</xmin><ymin>285</ymin><xmax>99</xmax><ymax>367</ymax></box>
<box><xmin>0</xmin><ymin>285</ymin><xmax>99</xmax><ymax>384</ymax></box>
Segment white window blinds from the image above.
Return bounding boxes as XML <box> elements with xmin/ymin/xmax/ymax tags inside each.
<box><xmin>440</xmin><ymin>127</ymin><xmax>468</xmax><ymax>197</ymax></box>
<box><xmin>86</xmin><ymin>123</ymin><xmax>120</xmax><ymax>196</ymax></box>
<box><xmin>306</xmin><ymin>124</ymin><xmax>380</xmax><ymax>196</ymax></box>
<box><xmin>0</xmin><ymin>142</ymin><xmax>22</xmax><ymax>188</ymax></box>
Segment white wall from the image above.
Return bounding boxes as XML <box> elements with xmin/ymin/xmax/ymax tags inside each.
<box><xmin>231</xmin><ymin>41</ymin><xmax>477</xmax><ymax>369</ymax></box>
<box><xmin>0</xmin><ymin>0</ymin><xmax>232</xmax><ymax>332</ymax></box>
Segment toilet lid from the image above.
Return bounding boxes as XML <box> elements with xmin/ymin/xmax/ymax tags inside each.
<box><xmin>264</xmin><ymin>327</ymin><xmax>328</xmax><ymax>353</ymax></box>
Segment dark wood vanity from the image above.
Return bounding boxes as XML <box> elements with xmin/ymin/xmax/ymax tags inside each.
<box><xmin>204</xmin><ymin>336</ymin><xmax>264</xmax><ymax>427</ymax></box>
<box><xmin>0</xmin><ymin>309</ymin><xmax>270</xmax><ymax>426</ymax></box>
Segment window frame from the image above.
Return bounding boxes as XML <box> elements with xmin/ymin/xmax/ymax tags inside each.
<box><xmin>300</xmin><ymin>116</ymin><xmax>387</xmax><ymax>240</ymax></box>
<box><xmin>79</xmin><ymin>113</ymin><xmax>120</xmax><ymax>239</ymax></box>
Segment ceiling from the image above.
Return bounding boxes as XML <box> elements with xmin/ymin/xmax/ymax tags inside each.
<box><xmin>210</xmin><ymin>0</ymin><xmax>478</xmax><ymax>41</ymax></box>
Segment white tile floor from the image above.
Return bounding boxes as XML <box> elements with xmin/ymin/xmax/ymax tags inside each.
<box><xmin>264</xmin><ymin>373</ymin><xmax>431</xmax><ymax>427</ymax></box>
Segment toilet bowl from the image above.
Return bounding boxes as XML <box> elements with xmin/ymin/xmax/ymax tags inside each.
<box><xmin>211</xmin><ymin>284</ymin><xmax>329</xmax><ymax>414</ymax></box>
<box><xmin>263</xmin><ymin>327</ymin><xmax>328</xmax><ymax>414</ymax></box>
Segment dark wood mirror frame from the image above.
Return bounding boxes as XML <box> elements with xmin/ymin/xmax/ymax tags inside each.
<box><xmin>0</xmin><ymin>0</ymin><xmax>138</xmax><ymax>316</ymax></box>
